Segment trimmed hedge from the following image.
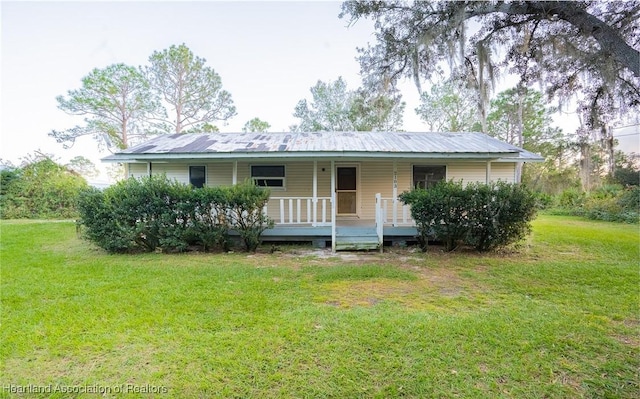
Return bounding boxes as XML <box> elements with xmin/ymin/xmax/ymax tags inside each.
<box><xmin>78</xmin><ymin>176</ymin><xmax>273</xmax><ymax>253</ymax></box>
<box><xmin>399</xmin><ymin>181</ymin><xmax>537</xmax><ymax>252</ymax></box>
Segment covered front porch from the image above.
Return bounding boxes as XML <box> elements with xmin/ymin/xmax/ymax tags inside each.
<box><xmin>261</xmin><ymin>193</ymin><xmax>417</xmax><ymax>251</ymax></box>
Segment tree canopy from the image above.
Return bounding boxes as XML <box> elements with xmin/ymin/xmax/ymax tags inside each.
<box><xmin>291</xmin><ymin>76</ymin><xmax>405</xmax><ymax>131</ymax></box>
<box><xmin>145</xmin><ymin>44</ymin><xmax>237</xmax><ymax>133</ymax></box>
<box><xmin>487</xmin><ymin>88</ymin><xmax>562</xmax><ymax>154</ymax></box>
<box><xmin>415</xmin><ymin>80</ymin><xmax>480</xmax><ymax>132</ymax></box>
<box><xmin>51</xmin><ymin>44</ymin><xmax>237</xmax><ymax>150</ymax></box>
<box><xmin>49</xmin><ymin>63</ymin><xmax>163</xmax><ymax>150</ymax></box>
<box><xmin>66</xmin><ymin>156</ymin><xmax>99</xmax><ymax>179</ymax></box>
<box><xmin>341</xmin><ymin>1</ymin><xmax>640</xmax><ymax>130</ymax></box>
<box><xmin>243</xmin><ymin>118</ymin><xmax>271</xmax><ymax>133</ymax></box>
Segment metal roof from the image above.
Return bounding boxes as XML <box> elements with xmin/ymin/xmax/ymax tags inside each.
<box><xmin>103</xmin><ymin>132</ymin><xmax>544</xmax><ymax>162</ymax></box>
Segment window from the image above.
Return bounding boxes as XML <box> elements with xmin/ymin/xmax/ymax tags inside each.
<box><xmin>413</xmin><ymin>165</ymin><xmax>446</xmax><ymax>189</ymax></box>
<box><xmin>189</xmin><ymin>166</ymin><xmax>206</xmax><ymax>188</ymax></box>
<box><xmin>251</xmin><ymin>165</ymin><xmax>285</xmax><ymax>188</ymax></box>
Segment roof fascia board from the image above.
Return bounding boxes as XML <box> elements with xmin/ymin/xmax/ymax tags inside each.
<box><xmin>494</xmin><ymin>157</ymin><xmax>545</xmax><ymax>163</ymax></box>
<box><xmin>103</xmin><ymin>151</ymin><xmax>520</xmax><ymax>163</ymax></box>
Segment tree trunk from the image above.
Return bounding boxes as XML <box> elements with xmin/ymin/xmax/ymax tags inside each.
<box><xmin>175</xmin><ymin>107</ymin><xmax>182</xmax><ymax>133</ymax></box>
<box><xmin>514</xmin><ymin>86</ymin><xmax>525</xmax><ymax>183</ymax></box>
<box><xmin>579</xmin><ymin>139</ymin><xmax>591</xmax><ymax>192</ymax></box>
<box><xmin>602</xmin><ymin>124</ymin><xmax>615</xmax><ymax>177</ymax></box>
<box><xmin>122</xmin><ymin>121</ymin><xmax>128</xmax><ymax>149</ymax></box>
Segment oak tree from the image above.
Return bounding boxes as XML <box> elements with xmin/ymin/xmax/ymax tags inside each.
<box><xmin>341</xmin><ymin>1</ymin><xmax>639</xmax><ymax>135</ymax></box>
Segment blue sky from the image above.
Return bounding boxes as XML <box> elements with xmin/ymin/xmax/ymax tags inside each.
<box><xmin>1</xmin><ymin>1</ymin><xmax>637</xmax><ymax>182</ymax></box>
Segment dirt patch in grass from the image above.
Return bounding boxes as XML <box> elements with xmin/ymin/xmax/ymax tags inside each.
<box><xmin>316</xmin><ymin>265</ymin><xmax>489</xmax><ymax>310</ymax></box>
<box><xmin>612</xmin><ymin>318</ymin><xmax>640</xmax><ymax>348</ymax></box>
<box><xmin>2</xmin><ymin>345</ymin><xmax>160</xmax><ymax>385</ymax></box>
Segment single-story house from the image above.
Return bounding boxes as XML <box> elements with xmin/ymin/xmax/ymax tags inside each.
<box><xmin>103</xmin><ymin>131</ymin><xmax>543</xmax><ymax>251</ymax></box>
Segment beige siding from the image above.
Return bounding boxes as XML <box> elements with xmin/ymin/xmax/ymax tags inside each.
<box><xmin>490</xmin><ymin>163</ymin><xmax>516</xmax><ymax>183</ymax></box>
<box><xmin>448</xmin><ymin>162</ymin><xmax>487</xmax><ymax>185</ymax></box>
<box><xmin>126</xmin><ymin>159</ymin><xmax>518</xmax><ymax>222</ymax></box>
<box><xmin>128</xmin><ymin>163</ymin><xmax>147</xmax><ymax>179</ymax></box>
<box><xmin>207</xmin><ymin>163</ymin><xmax>233</xmax><ymax>186</ymax></box>
<box><xmin>358</xmin><ymin>160</ymin><xmax>393</xmax><ymax>220</ymax></box>
<box><xmin>151</xmin><ymin>163</ymin><xmax>189</xmax><ymax>184</ymax></box>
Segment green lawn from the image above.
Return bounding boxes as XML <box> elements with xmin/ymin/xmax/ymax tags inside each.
<box><xmin>1</xmin><ymin>215</ymin><xmax>638</xmax><ymax>398</ymax></box>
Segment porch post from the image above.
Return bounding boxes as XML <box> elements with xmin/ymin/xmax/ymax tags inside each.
<box><xmin>486</xmin><ymin>160</ymin><xmax>492</xmax><ymax>184</ymax></box>
<box><xmin>331</xmin><ymin>160</ymin><xmax>336</xmax><ymax>252</ymax></box>
<box><xmin>312</xmin><ymin>161</ymin><xmax>318</xmax><ymax>227</ymax></box>
<box><xmin>232</xmin><ymin>160</ymin><xmax>238</xmax><ymax>185</ymax></box>
<box><xmin>375</xmin><ymin>193</ymin><xmax>383</xmax><ymax>252</ymax></box>
<box><xmin>392</xmin><ymin>160</ymin><xmax>398</xmax><ymax>226</ymax></box>
<box><xmin>147</xmin><ymin>162</ymin><xmax>152</xmax><ymax>177</ymax></box>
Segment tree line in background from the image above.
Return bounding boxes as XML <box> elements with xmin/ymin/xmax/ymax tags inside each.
<box><xmin>3</xmin><ymin>1</ymin><xmax>638</xmax><ymax>224</ymax></box>
<box><xmin>0</xmin><ymin>152</ymin><xmax>89</xmax><ymax>219</ymax></box>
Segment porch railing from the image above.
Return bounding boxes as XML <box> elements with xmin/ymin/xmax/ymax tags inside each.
<box><xmin>265</xmin><ymin>197</ymin><xmax>332</xmax><ymax>226</ymax></box>
<box><xmin>375</xmin><ymin>194</ymin><xmax>415</xmax><ymax>246</ymax></box>
<box><xmin>375</xmin><ymin>195</ymin><xmax>414</xmax><ymax>226</ymax></box>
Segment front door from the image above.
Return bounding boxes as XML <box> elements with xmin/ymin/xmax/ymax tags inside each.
<box><xmin>336</xmin><ymin>166</ymin><xmax>357</xmax><ymax>216</ymax></box>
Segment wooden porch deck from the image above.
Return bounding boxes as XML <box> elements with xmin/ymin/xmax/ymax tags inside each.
<box><xmin>260</xmin><ymin>219</ymin><xmax>418</xmax><ymax>251</ymax></box>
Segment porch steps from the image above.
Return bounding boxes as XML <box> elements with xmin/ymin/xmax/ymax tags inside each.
<box><xmin>335</xmin><ymin>226</ymin><xmax>379</xmax><ymax>251</ymax></box>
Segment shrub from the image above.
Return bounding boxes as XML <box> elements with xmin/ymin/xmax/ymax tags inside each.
<box><xmin>183</xmin><ymin>186</ymin><xmax>232</xmax><ymax>252</ymax></box>
<box><xmin>77</xmin><ymin>188</ymin><xmax>136</xmax><ymax>253</ymax></box>
<box><xmin>580</xmin><ymin>186</ymin><xmax>639</xmax><ymax>224</ymax></box>
<box><xmin>465</xmin><ymin>182</ymin><xmax>537</xmax><ymax>251</ymax></box>
<box><xmin>613</xmin><ymin>167</ymin><xmax>640</xmax><ymax>187</ymax></box>
<box><xmin>533</xmin><ymin>192</ymin><xmax>555</xmax><ymax>209</ymax></box>
<box><xmin>400</xmin><ymin>180</ymin><xmax>538</xmax><ymax>252</ymax></box>
<box><xmin>399</xmin><ymin>181</ymin><xmax>470</xmax><ymax>251</ymax></box>
<box><xmin>559</xmin><ymin>188</ymin><xmax>585</xmax><ymax>208</ymax></box>
<box><xmin>78</xmin><ymin>176</ymin><xmax>186</xmax><ymax>252</ymax></box>
<box><xmin>1</xmin><ymin>159</ymin><xmax>88</xmax><ymax>219</ymax></box>
<box><xmin>226</xmin><ymin>181</ymin><xmax>274</xmax><ymax>252</ymax></box>
<box><xmin>77</xmin><ymin>176</ymin><xmax>273</xmax><ymax>253</ymax></box>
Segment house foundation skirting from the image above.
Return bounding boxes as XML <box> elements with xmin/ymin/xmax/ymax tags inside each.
<box><xmin>231</xmin><ymin>224</ymin><xmax>418</xmax><ymax>250</ymax></box>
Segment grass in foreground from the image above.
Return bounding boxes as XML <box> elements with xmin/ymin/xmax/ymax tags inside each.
<box><xmin>1</xmin><ymin>215</ymin><xmax>638</xmax><ymax>398</ymax></box>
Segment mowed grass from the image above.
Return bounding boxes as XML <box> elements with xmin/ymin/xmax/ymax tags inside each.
<box><xmin>1</xmin><ymin>215</ymin><xmax>638</xmax><ymax>398</ymax></box>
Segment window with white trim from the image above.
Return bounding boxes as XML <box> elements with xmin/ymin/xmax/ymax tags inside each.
<box><xmin>251</xmin><ymin>165</ymin><xmax>285</xmax><ymax>189</ymax></box>
<box><xmin>189</xmin><ymin>166</ymin><xmax>206</xmax><ymax>188</ymax></box>
<box><xmin>413</xmin><ymin>165</ymin><xmax>446</xmax><ymax>189</ymax></box>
